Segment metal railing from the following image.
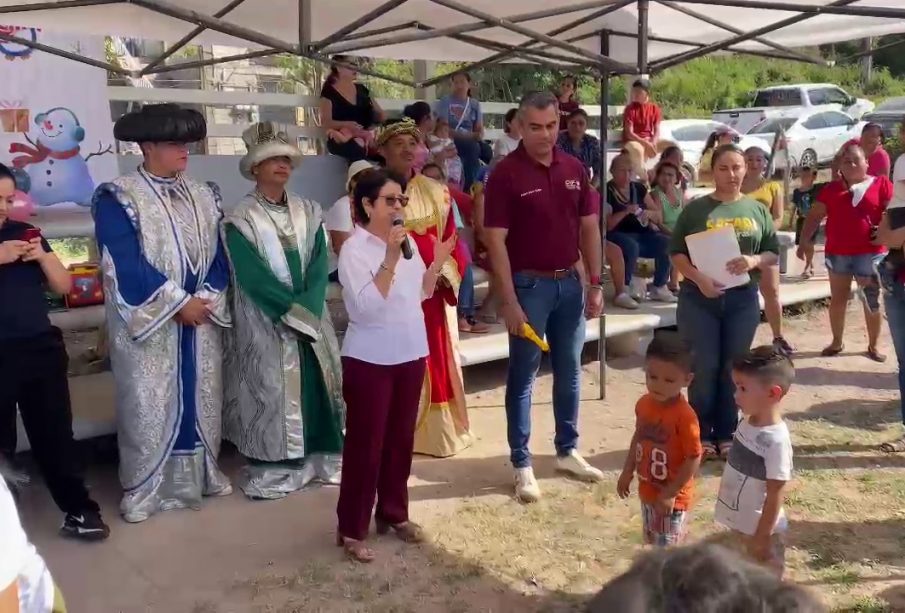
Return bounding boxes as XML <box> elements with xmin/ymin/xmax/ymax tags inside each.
<box><xmin>106</xmin><ymin>85</ymin><xmax>624</xmax><ymax>146</ymax></box>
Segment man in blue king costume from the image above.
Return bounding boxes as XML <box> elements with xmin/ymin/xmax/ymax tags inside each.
<box><xmin>92</xmin><ymin>104</ymin><xmax>233</xmax><ymax>523</ymax></box>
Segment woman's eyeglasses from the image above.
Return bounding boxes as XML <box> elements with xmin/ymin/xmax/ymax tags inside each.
<box><xmin>381</xmin><ymin>195</ymin><xmax>410</xmax><ymax>207</ymax></box>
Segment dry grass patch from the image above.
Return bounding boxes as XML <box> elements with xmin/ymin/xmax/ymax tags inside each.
<box><xmin>222</xmin><ymin>393</ymin><xmax>905</xmax><ymax>611</ymax></box>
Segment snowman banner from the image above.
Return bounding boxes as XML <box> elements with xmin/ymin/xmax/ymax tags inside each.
<box><xmin>0</xmin><ymin>27</ymin><xmax>116</xmax><ymax>211</ymax></box>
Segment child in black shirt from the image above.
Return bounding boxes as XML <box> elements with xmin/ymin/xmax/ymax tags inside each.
<box><xmin>791</xmin><ymin>166</ymin><xmax>823</xmax><ymax>279</ymax></box>
<box><xmin>0</xmin><ymin>163</ymin><xmax>109</xmax><ymax>541</ymax></box>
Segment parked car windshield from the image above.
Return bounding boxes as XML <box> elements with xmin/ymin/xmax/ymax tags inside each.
<box><xmin>748</xmin><ymin>117</ymin><xmax>797</xmax><ymax>134</ymax></box>
<box><xmin>753</xmin><ymin>89</ymin><xmax>803</xmax><ymax>107</ymax></box>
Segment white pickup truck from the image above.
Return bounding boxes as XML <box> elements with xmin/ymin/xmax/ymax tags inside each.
<box><xmin>713</xmin><ymin>83</ymin><xmax>874</xmax><ymax>134</ymax></box>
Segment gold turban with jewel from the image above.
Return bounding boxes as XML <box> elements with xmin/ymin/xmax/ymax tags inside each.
<box><xmin>375</xmin><ymin>118</ymin><xmax>423</xmax><ymax>148</ymax></box>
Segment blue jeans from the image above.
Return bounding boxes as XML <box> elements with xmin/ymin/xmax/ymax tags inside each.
<box><xmin>884</xmin><ymin>281</ymin><xmax>905</xmax><ymax>425</ymax></box>
<box><xmin>453</xmin><ymin>132</ymin><xmax>481</xmax><ymax>190</ymax></box>
<box><xmin>677</xmin><ymin>283</ymin><xmax>760</xmax><ymax>443</ymax></box>
<box><xmin>606</xmin><ymin>231</ymin><xmax>671</xmax><ymax>287</ymax></box>
<box><xmin>506</xmin><ymin>271</ymin><xmax>585</xmax><ymax>468</ymax></box>
<box><xmin>458</xmin><ymin>264</ymin><xmax>476</xmax><ymax>319</ymax></box>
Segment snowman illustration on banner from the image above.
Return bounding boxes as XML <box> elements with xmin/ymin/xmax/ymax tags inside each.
<box><xmin>9</xmin><ymin>106</ymin><xmax>112</xmax><ymax>207</ymax></box>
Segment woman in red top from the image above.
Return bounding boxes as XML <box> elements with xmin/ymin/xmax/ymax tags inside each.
<box><xmin>798</xmin><ymin>142</ymin><xmax>891</xmax><ymax>361</ymax></box>
<box><xmin>861</xmin><ymin>122</ymin><xmax>891</xmax><ymax>178</ymax></box>
<box><xmin>556</xmin><ymin>75</ymin><xmax>580</xmax><ymax>132</ymax></box>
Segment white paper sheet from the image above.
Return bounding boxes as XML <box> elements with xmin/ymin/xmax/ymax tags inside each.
<box><xmin>685</xmin><ymin>226</ymin><xmax>750</xmax><ymax>289</ymax></box>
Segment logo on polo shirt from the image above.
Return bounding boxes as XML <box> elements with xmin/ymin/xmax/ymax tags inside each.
<box><xmin>564</xmin><ymin>179</ymin><xmax>580</xmax><ymax>191</ymax></box>
<box><xmin>520</xmin><ymin>188</ymin><xmax>542</xmax><ymax>198</ymax></box>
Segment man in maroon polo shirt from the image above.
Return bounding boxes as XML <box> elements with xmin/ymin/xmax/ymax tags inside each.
<box><xmin>484</xmin><ymin>90</ymin><xmax>604</xmax><ymax>503</ymax></box>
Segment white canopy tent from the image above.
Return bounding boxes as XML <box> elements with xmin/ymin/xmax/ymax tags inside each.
<box><xmin>6</xmin><ymin>0</ymin><xmax>905</xmax><ymax>399</ymax></box>
<box><xmin>1</xmin><ymin>0</ymin><xmax>905</xmax><ymax>83</ymax></box>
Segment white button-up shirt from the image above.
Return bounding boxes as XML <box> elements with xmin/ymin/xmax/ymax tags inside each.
<box><xmin>338</xmin><ymin>225</ymin><xmax>429</xmax><ymax>365</ymax></box>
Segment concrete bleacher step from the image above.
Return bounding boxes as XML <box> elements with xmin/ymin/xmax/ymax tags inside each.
<box><xmin>457</xmin><ymin>274</ymin><xmax>833</xmax><ymax>366</ymax></box>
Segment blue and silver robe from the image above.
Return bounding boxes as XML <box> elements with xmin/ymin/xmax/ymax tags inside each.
<box><xmin>92</xmin><ymin>166</ymin><xmax>232</xmax><ymax>523</ymax></box>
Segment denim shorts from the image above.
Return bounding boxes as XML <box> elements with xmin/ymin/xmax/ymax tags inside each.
<box><xmin>824</xmin><ymin>253</ymin><xmax>884</xmax><ymax>278</ymax></box>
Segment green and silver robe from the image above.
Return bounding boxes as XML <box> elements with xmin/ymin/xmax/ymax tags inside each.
<box><xmin>222</xmin><ymin>190</ymin><xmax>345</xmax><ymax>499</ymax></box>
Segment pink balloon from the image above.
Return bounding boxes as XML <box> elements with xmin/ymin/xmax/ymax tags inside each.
<box><xmin>8</xmin><ymin>190</ymin><xmax>35</xmax><ymax>222</ymax></box>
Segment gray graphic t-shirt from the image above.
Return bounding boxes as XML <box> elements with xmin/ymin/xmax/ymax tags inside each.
<box><xmin>715</xmin><ymin>419</ymin><xmax>793</xmax><ymax>536</ymax></box>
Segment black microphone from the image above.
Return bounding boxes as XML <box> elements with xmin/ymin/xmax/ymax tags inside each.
<box><xmin>393</xmin><ymin>216</ymin><xmax>414</xmax><ymax>260</ymax></box>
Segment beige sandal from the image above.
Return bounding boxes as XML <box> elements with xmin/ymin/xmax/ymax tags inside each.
<box><xmin>335</xmin><ymin>533</ymin><xmax>375</xmax><ymax>563</ymax></box>
<box><xmin>376</xmin><ymin>520</ymin><xmax>426</xmax><ymax>543</ymax></box>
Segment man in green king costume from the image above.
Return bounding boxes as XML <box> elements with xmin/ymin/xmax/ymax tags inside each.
<box><xmin>223</xmin><ymin>122</ymin><xmax>345</xmax><ymax>499</ymax></box>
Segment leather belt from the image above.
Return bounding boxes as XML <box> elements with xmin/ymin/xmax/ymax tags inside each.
<box><xmin>520</xmin><ymin>268</ymin><xmax>573</xmax><ymax>280</ymax></box>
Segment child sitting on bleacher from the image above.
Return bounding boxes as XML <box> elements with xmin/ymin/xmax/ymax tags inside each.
<box><xmin>422</xmin><ymin>162</ymin><xmax>489</xmax><ymax>334</ymax></box>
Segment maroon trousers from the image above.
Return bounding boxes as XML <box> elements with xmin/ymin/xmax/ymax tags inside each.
<box><xmin>337</xmin><ymin>356</ymin><xmax>426</xmax><ymax>541</ymax></box>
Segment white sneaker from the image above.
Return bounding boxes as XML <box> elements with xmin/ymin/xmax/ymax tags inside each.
<box><xmin>649</xmin><ymin>285</ymin><xmax>678</xmax><ymax>303</ymax></box>
<box><xmin>554</xmin><ymin>450</ymin><xmax>604</xmax><ymax>483</ymax></box>
<box><xmin>613</xmin><ymin>292</ymin><xmax>640</xmax><ymax>310</ymax></box>
<box><xmin>514</xmin><ymin>467</ymin><xmax>541</xmax><ymax>503</ymax></box>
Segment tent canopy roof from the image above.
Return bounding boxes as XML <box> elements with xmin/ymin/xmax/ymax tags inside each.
<box><xmin>2</xmin><ymin>0</ymin><xmax>905</xmax><ymax>80</ymax></box>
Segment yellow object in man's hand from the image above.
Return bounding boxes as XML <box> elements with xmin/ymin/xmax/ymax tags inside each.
<box><xmin>520</xmin><ymin>323</ymin><xmax>549</xmax><ymax>352</ymax></box>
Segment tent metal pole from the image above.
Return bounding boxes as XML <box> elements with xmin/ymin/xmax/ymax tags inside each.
<box><xmin>651</xmin><ymin>0</ymin><xmax>858</xmax><ymax>71</ymax></box>
<box><xmin>840</xmin><ymin>36</ymin><xmax>905</xmax><ymax>62</ymax></box>
<box><xmin>298</xmin><ymin>0</ymin><xmax>312</xmax><ymax>49</ymax></box>
<box><xmin>131</xmin><ymin>0</ymin><xmax>301</xmax><ymax>55</ymax></box>
<box><xmin>637</xmin><ymin>0</ymin><xmax>649</xmax><ymax>74</ymax></box>
<box><xmin>667</xmin><ymin>0</ymin><xmax>905</xmax><ymax>18</ymax></box>
<box><xmin>132</xmin><ymin>0</ymin><xmax>414</xmax><ymax>86</ymax></box>
<box><xmin>598</xmin><ymin>30</ymin><xmax>610</xmax><ymax>401</ymax></box>
<box><xmin>0</xmin><ymin>0</ymin><xmax>119</xmax><ymax>13</ymax></box>
<box><xmin>445</xmin><ymin>31</ymin><xmax>602</xmax><ymax>69</ymax></box>
<box><xmin>655</xmin><ymin>0</ymin><xmax>823</xmax><ymax>65</ymax></box>
<box><xmin>323</xmin><ymin>0</ymin><xmax>628</xmax><ymax>55</ymax></box>
<box><xmin>604</xmin><ymin>30</ymin><xmax>822</xmax><ymax>63</ymax></box>
<box><xmin>0</xmin><ymin>30</ymin><xmax>131</xmax><ymax>75</ymax></box>
<box><xmin>312</xmin><ymin>0</ymin><xmax>409</xmax><ymax>50</ymax></box>
<box><xmin>142</xmin><ymin>48</ymin><xmax>281</xmax><ymax>74</ymax></box>
<box><xmin>427</xmin><ymin>0</ymin><xmax>627</xmax><ymax>70</ymax></box>
<box><xmin>538</xmin><ymin>28</ymin><xmax>818</xmax><ymax>64</ymax></box>
<box><xmin>340</xmin><ymin>21</ymin><xmax>421</xmax><ymax>43</ymax></box>
<box><xmin>140</xmin><ymin>0</ymin><xmax>248</xmax><ymax>76</ymax></box>
<box><xmin>415</xmin><ymin>1</ymin><xmax>633</xmax><ymax>88</ymax></box>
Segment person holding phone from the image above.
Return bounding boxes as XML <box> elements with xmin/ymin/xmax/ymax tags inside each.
<box><xmin>0</xmin><ymin>162</ymin><xmax>109</xmax><ymax>541</ymax></box>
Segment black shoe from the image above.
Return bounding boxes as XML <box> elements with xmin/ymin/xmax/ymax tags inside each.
<box><xmin>60</xmin><ymin>510</ymin><xmax>110</xmax><ymax>542</ymax></box>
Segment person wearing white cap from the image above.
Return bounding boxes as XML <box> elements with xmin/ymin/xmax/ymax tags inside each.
<box><xmin>222</xmin><ymin>122</ymin><xmax>345</xmax><ymax>499</ymax></box>
<box><xmin>325</xmin><ymin>159</ymin><xmax>373</xmax><ymax>282</ymax></box>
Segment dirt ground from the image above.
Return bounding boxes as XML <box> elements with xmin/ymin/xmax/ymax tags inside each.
<box><xmin>15</xmin><ymin>297</ymin><xmax>905</xmax><ymax>613</ymax></box>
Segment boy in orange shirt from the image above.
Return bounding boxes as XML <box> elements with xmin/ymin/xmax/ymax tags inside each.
<box><xmin>618</xmin><ymin>334</ymin><xmax>703</xmax><ymax>546</ymax></box>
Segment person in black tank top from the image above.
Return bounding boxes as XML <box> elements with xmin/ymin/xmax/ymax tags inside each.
<box><xmin>319</xmin><ymin>56</ymin><xmax>385</xmax><ymax>164</ymax></box>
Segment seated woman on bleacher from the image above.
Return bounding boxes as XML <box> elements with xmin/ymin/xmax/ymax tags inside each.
<box><xmin>605</xmin><ymin>153</ymin><xmax>676</xmax><ymax>304</ymax></box>
<box><xmin>319</xmin><ymin>55</ymin><xmax>385</xmax><ymax>164</ymax></box>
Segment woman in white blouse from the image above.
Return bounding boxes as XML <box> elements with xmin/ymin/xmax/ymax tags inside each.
<box><xmin>335</xmin><ymin>168</ymin><xmax>457</xmax><ymax>563</ymax></box>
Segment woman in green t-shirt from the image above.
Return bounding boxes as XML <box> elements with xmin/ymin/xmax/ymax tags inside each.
<box><xmin>669</xmin><ymin>144</ymin><xmax>780</xmax><ymax>460</ymax></box>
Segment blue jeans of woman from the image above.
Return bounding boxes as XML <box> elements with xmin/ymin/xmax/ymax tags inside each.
<box><xmin>882</xmin><ymin>275</ymin><xmax>905</xmax><ymax>425</ymax></box>
<box><xmin>606</xmin><ymin>231</ymin><xmax>671</xmax><ymax>287</ymax></box>
<box><xmin>453</xmin><ymin>132</ymin><xmax>481</xmax><ymax>190</ymax></box>
<box><xmin>458</xmin><ymin>264</ymin><xmax>476</xmax><ymax>319</ymax></box>
<box><xmin>677</xmin><ymin>283</ymin><xmax>761</xmax><ymax>443</ymax></box>
<box><xmin>505</xmin><ymin>271</ymin><xmax>585</xmax><ymax>468</ymax></box>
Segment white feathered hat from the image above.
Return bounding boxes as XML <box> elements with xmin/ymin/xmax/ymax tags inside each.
<box><xmin>239</xmin><ymin>121</ymin><xmax>302</xmax><ymax>180</ymax></box>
